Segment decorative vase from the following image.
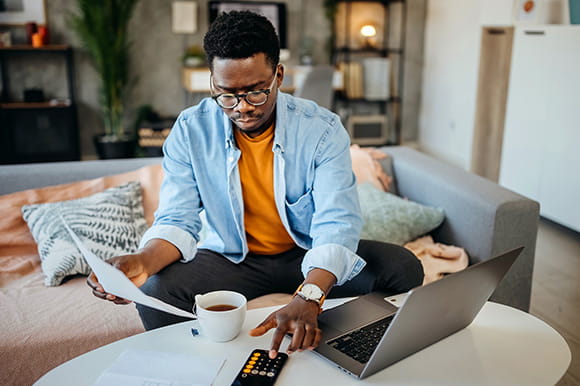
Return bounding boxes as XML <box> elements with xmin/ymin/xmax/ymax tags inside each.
<box><xmin>93</xmin><ymin>134</ymin><xmax>136</xmax><ymax>159</ymax></box>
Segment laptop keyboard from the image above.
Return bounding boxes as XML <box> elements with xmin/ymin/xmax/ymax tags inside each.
<box><xmin>327</xmin><ymin>315</ymin><xmax>394</xmax><ymax>364</ymax></box>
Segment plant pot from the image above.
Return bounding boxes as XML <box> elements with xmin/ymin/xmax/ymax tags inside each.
<box><xmin>93</xmin><ymin>134</ymin><xmax>136</xmax><ymax>159</ymax></box>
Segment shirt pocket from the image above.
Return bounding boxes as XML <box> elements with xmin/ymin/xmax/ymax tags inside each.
<box><xmin>285</xmin><ymin>189</ymin><xmax>314</xmax><ymax>235</ymax></box>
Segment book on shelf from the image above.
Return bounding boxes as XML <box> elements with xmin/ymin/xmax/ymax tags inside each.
<box><xmin>362</xmin><ymin>57</ymin><xmax>389</xmax><ymax>101</ymax></box>
<box><xmin>338</xmin><ymin>61</ymin><xmax>364</xmax><ymax>99</ymax></box>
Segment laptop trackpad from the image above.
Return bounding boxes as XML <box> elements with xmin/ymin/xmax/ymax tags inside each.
<box><xmin>319</xmin><ymin>297</ymin><xmax>396</xmax><ymax>333</ymax></box>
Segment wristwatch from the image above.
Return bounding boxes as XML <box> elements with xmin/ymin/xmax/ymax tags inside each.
<box><xmin>294</xmin><ymin>283</ymin><xmax>326</xmax><ymax>308</ymax></box>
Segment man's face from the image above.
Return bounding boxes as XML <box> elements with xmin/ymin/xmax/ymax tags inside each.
<box><xmin>211</xmin><ymin>53</ymin><xmax>283</xmax><ymax>137</ymax></box>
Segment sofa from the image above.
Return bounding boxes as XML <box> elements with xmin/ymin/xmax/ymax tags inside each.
<box><xmin>0</xmin><ymin>146</ymin><xmax>540</xmax><ymax>385</ymax></box>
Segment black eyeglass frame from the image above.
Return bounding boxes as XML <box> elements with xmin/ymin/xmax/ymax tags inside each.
<box><xmin>210</xmin><ymin>66</ymin><xmax>279</xmax><ymax>109</ymax></box>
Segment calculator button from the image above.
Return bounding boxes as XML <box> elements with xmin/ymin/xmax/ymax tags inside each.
<box><xmin>243</xmin><ymin>369</ymin><xmax>251</xmax><ymax>373</ymax></box>
<box><xmin>248</xmin><ymin>360</ymin><xmax>256</xmax><ymax>365</ymax></box>
<box><xmin>259</xmin><ymin>371</ymin><xmax>266</xmax><ymax>376</ymax></box>
<box><xmin>251</xmin><ymin>370</ymin><xmax>258</xmax><ymax>375</ymax></box>
<box><xmin>267</xmin><ymin>372</ymin><xmax>275</xmax><ymax>377</ymax></box>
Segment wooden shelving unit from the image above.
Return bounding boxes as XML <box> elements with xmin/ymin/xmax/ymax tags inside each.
<box><xmin>0</xmin><ymin>45</ymin><xmax>79</xmax><ymax>164</ymax></box>
<box><xmin>332</xmin><ymin>0</ymin><xmax>406</xmax><ymax>146</ymax></box>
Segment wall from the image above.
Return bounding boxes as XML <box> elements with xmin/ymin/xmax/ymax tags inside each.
<box><xmin>4</xmin><ymin>0</ymin><xmax>425</xmax><ymax>158</ymax></box>
<box><xmin>418</xmin><ymin>0</ymin><xmax>482</xmax><ymax>169</ymax></box>
<box><xmin>419</xmin><ymin>0</ymin><xmax>569</xmax><ymax>169</ymax></box>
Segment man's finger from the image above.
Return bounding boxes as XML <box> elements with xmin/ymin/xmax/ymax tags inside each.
<box><xmin>288</xmin><ymin>323</ymin><xmax>305</xmax><ymax>354</ymax></box>
<box><xmin>91</xmin><ymin>288</ymin><xmax>107</xmax><ymax>300</ymax></box>
<box><xmin>301</xmin><ymin>325</ymin><xmax>316</xmax><ymax>351</ymax></box>
<box><xmin>248</xmin><ymin>316</ymin><xmax>277</xmax><ymax>337</ymax></box>
<box><xmin>112</xmin><ymin>297</ymin><xmax>132</xmax><ymax>305</ymax></box>
<box><xmin>86</xmin><ymin>273</ymin><xmax>103</xmax><ymax>292</ymax></box>
<box><xmin>308</xmin><ymin>328</ymin><xmax>323</xmax><ymax>350</ymax></box>
<box><xmin>269</xmin><ymin>326</ymin><xmax>287</xmax><ymax>359</ymax></box>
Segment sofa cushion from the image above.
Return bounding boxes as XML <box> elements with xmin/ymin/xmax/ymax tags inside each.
<box><xmin>358</xmin><ymin>183</ymin><xmax>445</xmax><ymax>245</ymax></box>
<box><xmin>350</xmin><ymin>145</ymin><xmax>397</xmax><ymax>194</ymax></box>
<box><xmin>22</xmin><ymin>182</ymin><xmax>149</xmax><ymax>286</ymax></box>
<box><xmin>0</xmin><ymin>164</ymin><xmax>163</xmax><ymax>287</ymax></box>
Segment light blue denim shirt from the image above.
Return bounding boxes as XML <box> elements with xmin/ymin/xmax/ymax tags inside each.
<box><xmin>139</xmin><ymin>92</ymin><xmax>366</xmax><ymax>285</ymax></box>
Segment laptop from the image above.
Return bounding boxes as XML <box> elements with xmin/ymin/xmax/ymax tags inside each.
<box><xmin>312</xmin><ymin>246</ymin><xmax>524</xmax><ymax>379</ymax></box>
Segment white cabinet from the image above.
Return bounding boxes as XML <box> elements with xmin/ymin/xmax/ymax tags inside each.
<box><xmin>499</xmin><ymin>26</ymin><xmax>580</xmax><ymax>232</ymax></box>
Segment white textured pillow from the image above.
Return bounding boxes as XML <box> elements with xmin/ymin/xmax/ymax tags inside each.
<box><xmin>22</xmin><ymin>182</ymin><xmax>148</xmax><ymax>286</ymax></box>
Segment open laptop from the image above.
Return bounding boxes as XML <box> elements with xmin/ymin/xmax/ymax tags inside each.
<box><xmin>313</xmin><ymin>246</ymin><xmax>524</xmax><ymax>379</ymax></box>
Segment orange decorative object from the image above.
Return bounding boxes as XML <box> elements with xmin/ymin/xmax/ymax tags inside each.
<box><xmin>523</xmin><ymin>0</ymin><xmax>535</xmax><ymax>13</ymax></box>
<box><xmin>38</xmin><ymin>26</ymin><xmax>49</xmax><ymax>45</ymax></box>
<box><xmin>31</xmin><ymin>33</ymin><xmax>43</xmax><ymax>47</ymax></box>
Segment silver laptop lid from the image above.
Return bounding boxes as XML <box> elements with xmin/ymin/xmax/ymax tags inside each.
<box><xmin>361</xmin><ymin>246</ymin><xmax>523</xmax><ymax>378</ymax></box>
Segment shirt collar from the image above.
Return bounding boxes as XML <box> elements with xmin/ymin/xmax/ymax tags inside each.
<box><xmin>222</xmin><ymin>92</ymin><xmax>291</xmax><ymax>153</ymax></box>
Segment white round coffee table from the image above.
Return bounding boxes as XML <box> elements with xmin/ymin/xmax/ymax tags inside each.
<box><xmin>35</xmin><ymin>300</ymin><xmax>570</xmax><ymax>385</ymax></box>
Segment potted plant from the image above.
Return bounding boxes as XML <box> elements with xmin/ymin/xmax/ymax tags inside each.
<box><xmin>182</xmin><ymin>45</ymin><xmax>206</xmax><ymax>68</ymax></box>
<box><xmin>69</xmin><ymin>0</ymin><xmax>140</xmax><ymax>159</ymax></box>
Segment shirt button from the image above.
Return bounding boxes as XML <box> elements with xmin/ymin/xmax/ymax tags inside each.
<box><xmin>228</xmin><ymin>156</ymin><xmax>234</xmax><ymax>162</ymax></box>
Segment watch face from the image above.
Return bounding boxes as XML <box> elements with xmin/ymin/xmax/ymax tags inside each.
<box><xmin>301</xmin><ymin>283</ymin><xmax>323</xmax><ymax>300</ymax></box>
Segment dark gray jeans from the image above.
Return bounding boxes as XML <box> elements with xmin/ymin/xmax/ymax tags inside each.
<box><xmin>136</xmin><ymin>240</ymin><xmax>424</xmax><ymax>330</ymax></box>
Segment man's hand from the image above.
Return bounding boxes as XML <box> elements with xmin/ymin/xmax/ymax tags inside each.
<box><xmin>86</xmin><ymin>238</ymin><xmax>182</xmax><ymax>304</ymax></box>
<box><xmin>86</xmin><ymin>253</ymin><xmax>149</xmax><ymax>304</ymax></box>
<box><xmin>249</xmin><ymin>296</ymin><xmax>322</xmax><ymax>359</ymax></box>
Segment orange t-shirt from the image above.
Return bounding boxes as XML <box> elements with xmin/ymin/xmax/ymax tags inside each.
<box><xmin>234</xmin><ymin>125</ymin><xmax>296</xmax><ymax>255</ymax></box>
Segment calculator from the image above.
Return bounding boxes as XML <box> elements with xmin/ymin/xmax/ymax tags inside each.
<box><xmin>231</xmin><ymin>349</ymin><xmax>288</xmax><ymax>385</ymax></box>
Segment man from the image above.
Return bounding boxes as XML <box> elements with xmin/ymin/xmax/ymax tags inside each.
<box><xmin>88</xmin><ymin>11</ymin><xmax>423</xmax><ymax>359</ymax></box>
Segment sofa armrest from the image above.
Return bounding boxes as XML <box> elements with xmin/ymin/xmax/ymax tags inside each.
<box><xmin>0</xmin><ymin>157</ymin><xmax>163</xmax><ymax>196</ymax></box>
<box><xmin>382</xmin><ymin>146</ymin><xmax>540</xmax><ymax>312</ymax></box>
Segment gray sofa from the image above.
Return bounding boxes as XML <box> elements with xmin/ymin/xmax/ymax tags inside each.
<box><xmin>0</xmin><ymin>146</ymin><xmax>540</xmax><ymax>385</ymax></box>
<box><xmin>0</xmin><ymin>146</ymin><xmax>540</xmax><ymax>311</ymax></box>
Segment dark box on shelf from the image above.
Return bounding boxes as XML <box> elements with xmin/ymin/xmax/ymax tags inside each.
<box><xmin>138</xmin><ymin>119</ymin><xmax>175</xmax><ymax>157</ymax></box>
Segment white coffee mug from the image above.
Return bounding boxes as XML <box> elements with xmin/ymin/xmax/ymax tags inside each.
<box><xmin>194</xmin><ymin>290</ymin><xmax>247</xmax><ymax>342</ymax></box>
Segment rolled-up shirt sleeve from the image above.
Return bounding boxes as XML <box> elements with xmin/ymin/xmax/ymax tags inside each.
<box><xmin>139</xmin><ymin>224</ymin><xmax>198</xmax><ymax>262</ymax></box>
<box><xmin>301</xmin><ymin>243</ymin><xmax>366</xmax><ymax>285</ymax></box>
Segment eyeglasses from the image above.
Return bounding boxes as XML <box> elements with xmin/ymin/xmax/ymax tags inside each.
<box><xmin>210</xmin><ymin>67</ymin><xmax>278</xmax><ymax>109</ymax></box>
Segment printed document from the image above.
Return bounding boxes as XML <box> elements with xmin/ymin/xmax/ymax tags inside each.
<box><xmin>62</xmin><ymin>219</ymin><xmax>195</xmax><ymax>319</ymax></box>
<box><xmin>94</xmin><ymin>349</ymin><xmax>225</xmax><ymax>386</ymax></box>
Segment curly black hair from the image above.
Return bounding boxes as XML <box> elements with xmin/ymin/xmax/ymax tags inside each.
<box><xmin>203</xmin><ymin>10</ymin><xmax>280</xmax><ymax>70</ymax></box>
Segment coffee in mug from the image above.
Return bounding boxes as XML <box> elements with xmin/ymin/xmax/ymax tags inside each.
<box><xmin>205</xmin><ymin>304</ymin><xmax>237</xmax><ymax>312</ymax></box>
<box><xmin>194</xmin><ymin>290</ymin><xmax>247</xmax><ymax>342</ymax></box>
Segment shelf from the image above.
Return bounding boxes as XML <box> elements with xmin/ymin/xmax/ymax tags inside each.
<box><xmin>0</xmin><ymin>45</ymin><xmax>79</xmax><ymax>164</ymax></box>
<box><xmin>0</xmin><ymin>45</ymin><xmax>71</xmax><ymax>53</ymax></box>
<box><xmin>332</xmin><ymin>0</ymin><xmax>405</xmax><ymax>145</ymax></box>
<box><xmin>334</xmin><ymin>47</ymin><xmax>403</xmax><ymax>55</ymax></box>
<box><xmin>337</xmin><ymin>0</ymin><xmax>403</xmax><ymax>4</ymax></box>
<box><xmin>337</xmin><ymin>96</ymin><xmax>401</xmax><ymax>103</ymax></box>
<box><xmin>0</xmin><ymin>102</ymin><xmax>72</xmax><ymax>109</ymax></box>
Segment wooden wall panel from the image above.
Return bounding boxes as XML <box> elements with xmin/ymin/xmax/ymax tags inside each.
<box><xmin>470</xmin><ymin>26</ymin><xmax>513</xmax><ymax>182</ymax></box>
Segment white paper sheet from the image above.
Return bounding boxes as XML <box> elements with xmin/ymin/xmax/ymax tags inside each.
<box><xmin>94</xmin><ymin>349</ymin><xmax>225</xmax><ymax>386</ymax></box>
<box><xmin>61</xmin><ymin>219</ymin><xmax>196</xmax><ymax>319</ymax></box>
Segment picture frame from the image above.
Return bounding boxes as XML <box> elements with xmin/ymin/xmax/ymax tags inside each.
<box><xmin>0</xmin><ymin>0</ymin><xmax>46</xmax><ymax>26</ymax></box>
<box><xmin>512</xmin><ymin>0</ymin><xmax>540</xmax><ymax>23</ymax></box>
<box><xmin>208</xmin><ymin>1</ymin><xmax>287</xmax><ymax>49</ymax></box>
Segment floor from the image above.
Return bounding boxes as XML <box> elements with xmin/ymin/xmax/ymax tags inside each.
<box><xmin>529</xmin><ymin>219</ymin><xmax>580</xmax><ymax>385</ymax></box>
